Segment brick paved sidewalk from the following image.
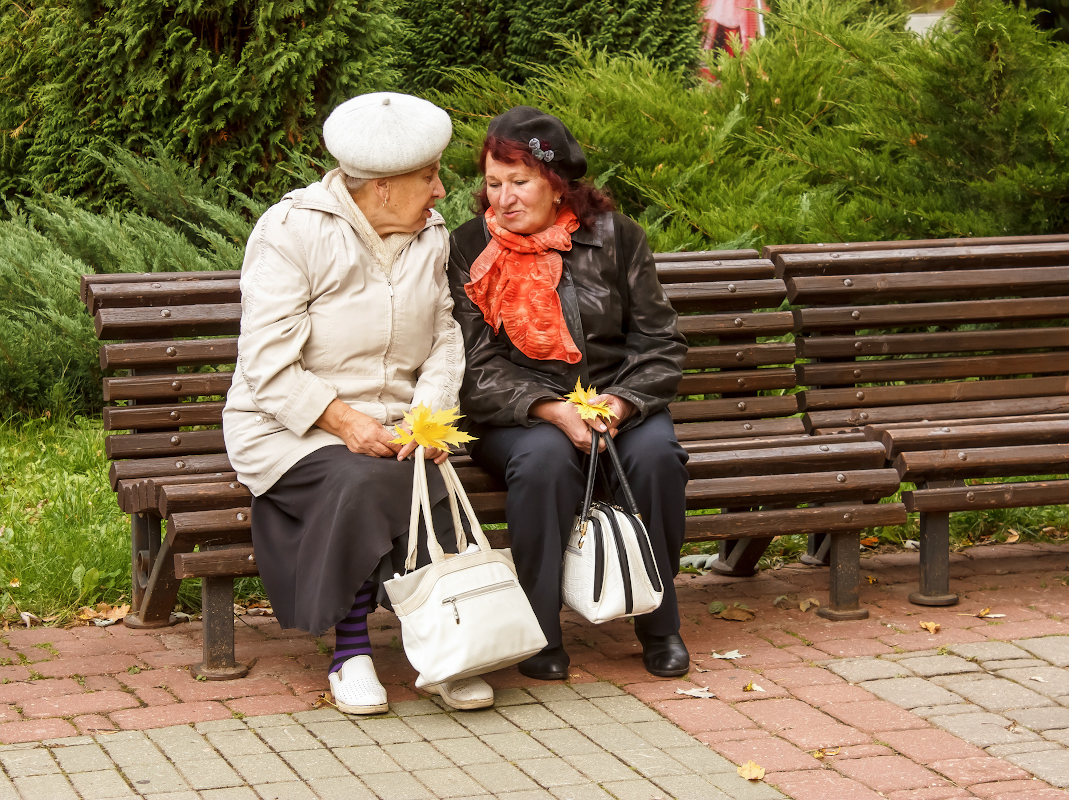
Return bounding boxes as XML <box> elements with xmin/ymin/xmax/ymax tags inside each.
<box><xmin>0</xmin><ymin>542</ymin><xmax>1066</xmax><ymax>798</ymax></box>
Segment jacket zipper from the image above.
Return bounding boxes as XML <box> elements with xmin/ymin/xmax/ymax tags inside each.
<box><xmin>441</xmin><ymin>580</ymin><xmax>515</xmax><ymax>624</ymax></box>
<box><xmin>376</xmin><ymin>273</ymin><xmax>395</xmax><ymax>403</ymax></box>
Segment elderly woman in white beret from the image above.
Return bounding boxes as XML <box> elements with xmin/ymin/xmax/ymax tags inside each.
<box><xmin>223</xmin><ymin>93</ymin><xmax>494</xmax><ymax>715</ymax></box>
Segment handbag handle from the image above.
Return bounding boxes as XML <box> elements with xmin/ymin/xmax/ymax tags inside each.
<box><xmin>578</xmin><ymin>431</ymin><xmax>641</xmax><ymax>527</ymax></box>
<box><xmin>404</xmin><ymin>447</ymin><xmax>493</xmax><ymax>571</ymax></box>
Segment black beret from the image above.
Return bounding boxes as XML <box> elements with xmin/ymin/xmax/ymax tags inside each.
<box><xmin>486</xmin><ymin>106</ymin><xmax>587</xmax><ymax>182</ymax></box>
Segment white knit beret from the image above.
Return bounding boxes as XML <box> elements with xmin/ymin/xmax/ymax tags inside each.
<box><xmin>323</xmin><ymin>92</ymin><xmax>452</xmax><ymax>179</ymax></box>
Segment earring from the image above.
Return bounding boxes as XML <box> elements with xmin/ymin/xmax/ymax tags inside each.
<box><xmin>555</xmin><ymin>197</ymin><xmax>562</xmax><ymax>205</ymax></box>
<box><xmin>382</xmin><ymin>197</ymin><xmax>388</xmax><ymax>208</ymax></box>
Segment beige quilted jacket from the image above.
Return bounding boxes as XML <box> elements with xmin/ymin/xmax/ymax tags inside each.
<box><xmin>223</xmin><ymin>169</ymin><xmax>463</xmax><ymax>495</ymax></box>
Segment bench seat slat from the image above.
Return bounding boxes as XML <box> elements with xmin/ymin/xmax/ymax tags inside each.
<box><xmin>88</xmin><ymin>280</ymin><xmax>241</xmax><ymax>313</ymax></box>
<box><xmin>106</xmin><ymin>429</ymin><xmax>225</xmax><ymax>459</ymax></box>
<box><xmin>656</xmin><ymin>249</ymin><xmax>759</xmax><ymax>262</ymax></box>
<box><xmin>656</xmin><ymin>260</ymin><xmax>775</xmax><ymax>283</ymax></box>
<box><xmin>101</xmin><ymin>339</ymin><xmax>238</xmax><ymax>370</ymax></box>
<box><xmin>674</xmin><ymin>417</ymin><xmax>806</xmax><ymax>441</ymax></box>
<box><xmin>863</xmin><ymin>411</ymin><xmax>1069</xmax><ymax>435</ymax></box>
<box><xmin>678</xmin><ymin>367</ymin><xmax>797</xmax><ymax>395</ymax></box>
<box><xmin>676</xmin><ymin>312</ymin><xmax>795</xmax><ymax>339</ymax></box>
<box><xmin>894</xmin><ymin>443</ymin><xmax>1069</xmax><ymax>481</ymax></box>
<box><xmin>687</xmin><ymin>441</ymin><xmax>887</xmax><ymax>479</ymax></box>
<box><xmin>797</xmin><ymin>297</ymin><xmax>1069</xmax><ymax>332</ymax></box>
<box><xmin>801</xmin><ymin>376</ymin><xmax>1069</xmax><ymax>412</ymax></box>
<box><xmin>904</xmin><ymin>480</ymin><xmax>1069</xmax><ymax>512</ymax></box>
<box><xmin>788</xmin><ymin>266</ymin><xmax>1069</xmax><ymax>304</ymax></box>
<box><xmin>670</xmin><ymin>394</ymin><xmax>799</xmax><ymax>422</ymax></box>
<box><xmin>798</xmin><ymin>327</ymin><xmax>1069</xmax><ymax>358</ymax></box>
<box><xmin>103</xmin><ymin>373</ymin><xmax>232</xmax><ymax>402</ymax></box>
<box><xmin>878</xmin><ymin>419</ymin><xmax>1069</xmax><ymax>458</ymax></box>
<box><xmin>95</xmin><ymin>304</ymin><xmax>241</xmax><ymax>339</ymax></box>
<box><xmin>805</xmin><ymin>395</ymin><xmax>1069</xmax><ymax>430</ymax></box>
<box><xmin>103</xmin><ymin>401</ymin><xmax>225</xmax><ymax>431</ymax></box>
<box><xmin>798</xmin><ymin>352</ymin><xmax>1069</xmax><ymax>386</ymax></box>
<box><xmin>665</xmin><ymin>280</ymin><xmax>787</xmax><ymax>313</ymax></box>
<box><xmin>175</xmin><ymin>548</ymin><xmax>258</xmax><ymax>580</ymax></box>
<box><xmin>159</xmin><ymin>481</ymin><xmax>252</xmax><ymax>517</ymax></box>
<box><xmin>80</xmin><ymin>270</ymin><xmax>241</xmax><ymax>304</ymax></box>
<box><xmin>167</xmin><ymin>507</ymin><xmax>251</xmax><ymax>545</ymax></box>
<box><xmin>684</xmin><ymin>469</ymin><xmax>902</xmax><ymax>508</ymax></box>
<box><xmin>685</xmin><ymin>503</ymin><xmax>908</xmax><ymax>539</ymax></box>
<box><xmin>109</xmin><ymin>453</ymin><xmax>234</xmax><ymax>490</ymax></box>
<box><xmin>684</xmin><ymin>343</ymin><xmax>796</xmax><ymax>369</ymax></box>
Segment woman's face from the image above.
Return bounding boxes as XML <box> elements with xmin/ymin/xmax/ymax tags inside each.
<box><xmin>384</xmin><ymin>163</ymin><xmax>446</xmax><ymax>234</ymax></box>
<box><xmin>484</xmin><ymin>155</ymin><xmax>561</xmax><ymax>235</ymax></box>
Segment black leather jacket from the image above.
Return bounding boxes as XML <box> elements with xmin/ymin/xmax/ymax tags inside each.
<box><xmin>447</xmin><ymin>211</ymin><xmax>686</xmax><ymax>431</ymax></box>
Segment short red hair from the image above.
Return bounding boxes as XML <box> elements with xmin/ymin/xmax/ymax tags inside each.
<box><xmin>476</xmin><ymin>135</ymin><xmax>614</xmax><ymax>229</ymax></box>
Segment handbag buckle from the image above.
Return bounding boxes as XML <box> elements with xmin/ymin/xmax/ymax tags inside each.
<box><xmin>576</xmin><ymin>520</ymin><xmax>589</xmax><ymax>548</ymax></box>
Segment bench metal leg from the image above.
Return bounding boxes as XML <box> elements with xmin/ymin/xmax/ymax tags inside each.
<box><xmin>125</xmin><ymin>514</ymin><xmax>181</xmax><ymax>630</ymax></box>
<box><xmin>800</xmin><ymin>533</ymin><xmax>831</xmax><ymax>567</ymax></box>
<box><xmin>909</xmin><ymin>482</ymin><xmax>961</xmax><ymax>606</ymax></box>
<box><xmin>709</xmin><ymin>537</ymin><xmax>774</xmax><ymax>577</ymax></box>
<box><xmin>192</xmin><ymin>574</ymin><xmax>249</xmax><ymax>680</ymax></box>
<box><xmin>818</xmin><ymin>532</ymin><xmax>869</xmax><ymax>620</ymax></box>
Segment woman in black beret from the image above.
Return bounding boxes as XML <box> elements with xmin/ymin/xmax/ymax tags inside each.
<box><xmin>447</xmin><ymin>106</ymin><xmax>690</xmax><ymax>679</ymax></box>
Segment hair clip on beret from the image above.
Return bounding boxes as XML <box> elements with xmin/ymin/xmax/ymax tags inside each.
<box><xmin>528</xmin><ymin>137</ymin><xmax>555</xmax><ymax>163</ymax></box>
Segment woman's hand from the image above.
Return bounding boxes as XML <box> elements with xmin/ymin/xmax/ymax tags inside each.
<box><xmin>530</xmin><ymin>399</ymin><xmax>602</xmax><ymax>454</ymax></box>
<box><xmin>396</xmin><ymin>433</ymin><xmax>450</xmax><ymax>465</ymax></box>
<box><xmin>584</xmin><ymin>394</ymin><xmax>635</xmax><ymax>439</ymax></box>
<box><xmin>315</xmin><ymin>399</ymin><xmax>400</xmax><ymax>458</ymax></box>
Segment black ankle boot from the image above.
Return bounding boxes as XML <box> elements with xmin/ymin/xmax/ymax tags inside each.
<box><xmin>635</xmin><ymin>630</ymin><xmax>690</xmax><ymax>677</ymax></box>
<box><xmin>518</xmin><ymin>645</ymin><xmax>569</xmax><ymax>681</ymax></box>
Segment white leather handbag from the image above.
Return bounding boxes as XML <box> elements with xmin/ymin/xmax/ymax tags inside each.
<box><xmin>384</xmin><ymin>448</ymin><xmax>547</xmax><ymax>688</ymax></box>
<box><xmin>562</xmin><ymin>431</ymin><xmax>664</xmax><ymax>624</ymax></box>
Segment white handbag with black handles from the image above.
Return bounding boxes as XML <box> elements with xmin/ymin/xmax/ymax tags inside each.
<box><xmin>562</xmin><ymin>431</ymin><xmax>664</xmax><ymax>624</ymax></box>
<box><xmin>384</xmin><ymin>448</ymin><xmax>547</xmax><ymax>688</ymax></box>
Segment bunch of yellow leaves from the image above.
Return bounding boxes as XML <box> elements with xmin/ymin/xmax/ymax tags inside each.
<box><xmin>563</xmin><ymin>378</ymin><xmax>613</xmax><ymax>421</ymax></box>
<box><xmin>391</xmin><ymin>404</ymin><xmax>476</xmax><ymax>451</ymax></box>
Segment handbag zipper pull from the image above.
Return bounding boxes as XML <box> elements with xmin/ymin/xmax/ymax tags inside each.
<box><xmin>447</xmin><ymin>598</ymin><xmax>459</xmax><ymax>624</ymax></box>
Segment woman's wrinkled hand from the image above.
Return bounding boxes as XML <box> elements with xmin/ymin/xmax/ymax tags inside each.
<box><xmin>530</xmin><ymin>399</ymin><xmax>603</xmax><ymax>454</ymax></box>
<box><xmin>583</xmin><ymin>394</ymin><xmax>635</xmax><ymax>439</ymax></box>
<box><xmin>315</xmin><ymin>399</ymin><xmax>400</xmax><ymax>458</ymax></box>
<box><xmin>395</xmin><ymin>426</ymin><xmax>450</xmax><ymax>465</ymax></box>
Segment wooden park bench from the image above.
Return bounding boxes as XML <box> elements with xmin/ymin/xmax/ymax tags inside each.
<box><xmin>779</xmin><ymin>237</ymin><xmax>1069</xmax><ymax>608</ymax></box>
<box><xmin>81</xmin><ymin>247</ymin><xmax>905</xmax><ymax>677</ymax></box>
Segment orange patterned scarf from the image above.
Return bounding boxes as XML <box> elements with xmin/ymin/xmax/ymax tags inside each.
<box><xmin>465</xmin><ymin>207</ymin><xmax>583</xmax><ymax>364</ymax></box>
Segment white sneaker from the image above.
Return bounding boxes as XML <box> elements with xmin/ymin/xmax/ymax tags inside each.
<box><xmin>424</xmin><ymin>675</ymin><xmax>494</xmax><ymax>710</ymax></box>
<box><xmin>328</xmin><ymin>655</ymin><xmax>389</xmax><ymax>715</ymax></box>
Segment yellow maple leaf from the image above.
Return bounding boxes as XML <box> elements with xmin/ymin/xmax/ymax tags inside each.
<box><xmin>919</xmin><ymin>621</ymin><xmax>941</xmax><ymax>634</ymax></box>
<box><xmin>563</xmin><ymin>378</ymin><xmax>613</xmax><ymax>421</ymax></box>
<box><xmin>737</xmin><ymin>760</ymin><xmax>765</xmax><ymax>781</ymax></box>
<box><xmin>390</xmin><ymin>404</ymin><xmax>476</xmax><ymax>451</ymax></box>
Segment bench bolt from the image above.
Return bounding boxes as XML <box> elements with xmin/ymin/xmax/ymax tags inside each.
<box><xmin>229</xmin><ymin>482</ymin><xmax>240</xmax><ymax>489</ymax></box>
<box><xmin>166</xmin><ymin>346</ymin><xmax>177</xmax><ymax>356</ymax></box>
<box><xmin>851</xmin><ymin>310</ymin><xmax>861</xmax><ymax>320</ymax></box>
<box><xmin>836</xmin><ymin>473</ymin><xmax>846</xmax><ymax>482</ymax></box>
<box><xmin>236</xmin><ymin>512</ymin><xmax>247</xmax><ymax>522</ymax></box>
<box><xmin>171</xmin><ymin>380</ymin><xmax>182</xmax><ymax>390</ymax></box>
<box><xmin>831</xmin><ymin>253</ymin><xmax>839</xmax><ymax>258</ymax></box>
<box><xmin>842</xmin><ymin>512</ymin><xmax>852</xmax><ymax>520</ymax></box>
<box><xmin>734</xmin><ymin>318</ymin><xmax>744</xmax><ymax>327</ymax></box>
<box><xmin>735</xmin><ymin>351</ymin><xmax>744</xmax><ymax>360</ymax></box>
<box><xmin>713</xmin><ymin>260</ymin><xmax>721</xmax><ymax>266</ymax></box>
<box><xmin>852</xmin><ymin>369</ymin><xmax>862</xmax><ymax>378</ymax></box>
<box><xmin>958</xmin><ymin>452</ymin><xmax>967</xmax><ymax>460</ymax></box>
<box><xmin>169</xmin><ymin>411</ymin><xmax>180</xmax><ymax>420</ymax></box>
<box><xmin>727</xmin><ymin>284</ymin><xmax>737</xmax><ymax>293</ymax></box>
<box><xmin>854</xmin><ymin>342</ymin><xmax>863</xmax><ymax>350</ymax></box>
<box><xmin>819</xmin><ymin>445</ymin><xmax>830</xmax><ymax>452</ymax></box>
<box><xmin>160</xmin><ymin>309</ymin><xmax>171</xmax><ymax>317</ymax></box>
<box><xmin>941</xmin><ymin>427</ymin><xmax>950</xmax><ymax>432</ymax></box>
<box><xmin>175</xmin><ymin>461</ymin><xmax>185</xmax><ymax>469</ymax></box>
<box><xmin>737</xmin><ymin>378</ymin><xmax>746</xmax><ymax>387</ymax></box>
<box><xmin>152</xmin><ymin>283</ymin><xmax>161</xmax><ymax>288</ymax></box>
<box><xmin>170</xmin><ymin>436</ymin><xmax>181</xmax><ymax>445</ymax></box>
<box><xmin>743</xmin><ymin>423</ymin><xmax>753</xmax><ymax>430</ymax></box>
<box><xmin>966</xmin><ymin>491</ymin><xmax>976</xmax><ymax>501</ymax></box>
<box><xmin>736</xmin><ymin>401</ymin><xmax>747</xmax><ymax>411</ymax></box>
<box><xmin>856</xmin><ymin>391</ymin><xmax>865</xmax><ymax>400</ymax></box>
<box><xmin>843</xmin><ymin>279</ymin><xmax>853</xmax><ymax>287</ymax></box>
<box><xmin>859</xmin><ymin>412</ymin><xmax>869</xmax><ymax>420</ymax></box>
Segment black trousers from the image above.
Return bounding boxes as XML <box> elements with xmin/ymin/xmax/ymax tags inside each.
<box><xmin>471</xmin><ymin>410</ymin><xmax>688</xmax><ymax>649</ymax></box>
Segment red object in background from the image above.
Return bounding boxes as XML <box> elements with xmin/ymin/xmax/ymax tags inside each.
<box><xmin>700</xmin><ymin>0</ymin><xmax>764</xmax><ymax>78</ymax></box>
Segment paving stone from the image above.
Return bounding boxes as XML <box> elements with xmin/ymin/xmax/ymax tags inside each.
<box><xmin>983</xmin><ymin>659</ymin><xmax>1051</xmax><ymax>671</ymax></box>
<box><xmin>949</xmin><ymin>642</ymin><xmax>1033</xmax><ymax>662</ymax></box>
<box><xmin>627</xmin><ymin>719</ymin><xmax>702</xmax><ymax>750</ymax></box>
<box><xmin>413</xmin><ymin>767</ymin><xmax>486</xmax><ymax>798</ymax></box>
<box><xmin>930</xmin><ymin>711</ymin><xmax>1041</xmax><ymax>748</ymax></box>
<box><xmin>382</xmin><ymin>741</ymin><xmax>454</xmax><ymax>771</ymax></box>
<box><xmin>433</xmin><ymin>737</ymin><xmax>503</xmax><ymax>767</ymax></box>
<box><xmin>530</xmin><ymin>728</ymin><xmax>603</xmax><ymax>756</ymax></box>
<box><xmin>280</xmin><ymin>748</ymin><xmax>352</xmax><ymax>781</ymax></box>
<box><xmin>355</xmin><ymin>717</ymin><xmax>423</xmax><ymax>744</ymax></box>
<box><xmin>199</xmin><ymin>789</ymin><xmax>259</xmax><ymax>800</ymax></box>
<box><xmin>1015</xmin><ymin>637</ymin><xmax>1069</xmax><ymax>667</ymax></box>
<box><xmin>933</xmin><ymin>675</ymin><xmax>1055</xmax><ymax>712</ymax></box>
<box><xmin>663</xmin><ymin>745</ymin><xmax>737</xmax><ymax>774</ymax></box>
<box><xmin>197</xmin><ymin>719</ymin><xmax>249</xmax><ymax>733</ymax></box>
<box><xmin>451</xmin><ymin>709</ymin><xmax>519</xmax><ymax>736</ymax></box>
<box><xmin>1006</xmin><ymin>748</ymin><xmax>1069</xmax><ymax>788</ymax></box>
<box><xmin>881</xmin><ymin>649</ymin><xmax>941</xmax><ymax>661</ymax></box>
<box><xmin>543</xmin><ymin>700</ymin><xmax>615</xmax><ymax>728</ymax></box>
<box><xmin>615</xmin><ymin>746</ymin><xmax>694</xmax><ymax>779</ymax></box>
<box><xmin>876</xmin><ymin>729</ymin><xmax>985</xmax><ymax>763</ymax></box>
<box><xmin>301</xmin><ymin>720</ymin><xmax>374</xmax><ymax>749</ymax></box>
<box><xmin>252</xmin><ymin>782</ymin><xmax>318</xmax><ymax>800</ymax></box>
<box><xmin>997</xmin><ymin>666</ymin><xmax>1069</xmax><ymax>699</ymax></box>
<box><xmin>514</xmin><ymin>756</ymin><xmax>588</xmax><ymax>787</ymax></box>
<box><xmin>589</xmin><ymin>695</ymin><xmax>661</xmax><ymax>723</ymax></box>
<box><xmin>207</xmin><ymin>729</ymin><xmax>272</xmax><ymax>756</ymax></box>
<box><xmin>824</xmin><ymin>700</ymin><xmax>930</xmax><ymax>733</ymax></box>
<box><xmin>986</xmin><ymin>741</ymin><xmax>1063</xmax><ymax>757</ymax></box>
<box><xmin>492</xmin><ymin>689</ymin><xmax>536</xmax><ymax>707</ymax></box>
<box><xmin>246</xmin><ymin>715</ymin><xmax>293</xmax><ymax>729</ymax></box>
<box><xmin>654</xmin><ymin>773</ymin><xmax>736</xmax><ymax>800</ymax></box>
<box><xmin>291</xmin><ymin>709</ymin><xmax>346</xmax><ymax>725</ymax></box>
<box><xmin>256</xmin><ymin>723</ymin><xmax>324</xmax><ymax>752</ymax></box>
<box><xmin>579</xmin><ymin>723</ymin><xmax>653</xmax><ymax>752</ymax></box>
<box><xmin>1005</xmin><ymin>706</ymin><xmax>1069</xmax><ymax>731</ymax></box>
<box><xmin>563</xmin><ymin>752</ymin><xmax>636</xmax><ymax>783</ymax></box>
<box><xmin>331</xmin><ymin>745</ymin><xmax>401</xmax><ymax>774</ymax></box>
<box><xmin>464</xmin><ymin>761</ymin><xmax>539</xmax><ymax>793</ymax></box>
<box><xmin>912</xmin><ymin>704</ymin><xmax>984</xmax><ymax>719</ymax></box>
<box><xmin>929</xmin><ymin>755</ymin><xmax>1031</xmax><ymax>786</ymax></box>
<box><xmin>304</xmin><ymin>774</ymin><xmax>378</xmax><ymax>799</ymax></box>
<box><xmin>51</xmin><ymin>743</ymin><xmax>112</xmax><ymax>774</ymax></box>
<box><xmin>572</xmin><ymin>683</ymin><xmax>624</xmax><ymax>699</ymax></box>
<box><xmin>599</xmin><ymin>777</ymin><xmax>672</xmax><ymax>800</ymax></box>
<box><xmin>481</xmin><ymin>731</ymin><xmax>553</xmax><ymax>761</ymax></box>
<box><xmin>0</xmin><ymin>747</ymin><xmax>58</xmax><ymax>777</ymax></box>
<box><xmin>98</xmin><ymin>737</ymin><xmax>190</xmax><ymax>795</ymax></box>
<box><xmin>704</xmin><ymin>769</ymin><xmax>786</xmax><ymax>800</ymax></box>
<box><xmin>497</xmin><ymin>704</ymin><xmax>569</xmax><ymax>731</ymax></box>
<box><xmin>349</xmin><ymin>770</ymin><xmax>438</xmax><ymax>800</ymax></box>
<box><xmin>547</xmin><ymin>785</ymin><xmax>614</xmax><ymax>800</ymax></box>
<box><xmin>828</xmin><ymin>659</ymin><xmax>914</xmax><ymax>683</ymax></box>
<box><xmin>404</xmin><ymin>713</ymin><xmax>471</xmax><ymax>741</ymax></box>
<box><xmin>67</xmin><ymin>769</ymin><xmax>136</xmax><ymax>798</ymax></box>
<box><xmin>858</xmin><ymin>677</ymin><xmax>963</xmax><ymax>710</ymax></box>
<box><xmin>1042</xmin><ymin>728</ymin><xmax>1069</xmax><ymax>746</ymax></box>
<box><xmin>389</xmin><ymin>700</ymin><xmax>443</xmax><ymax>718</ymax></box>
<box><xmin>172</xmin><ymin>756</ymin><xmax>245</xmax><ymax>791</ymax></box>
<box><xmin>527</xmin><ymin>686</ymin><xmax>582</xmax><ymax>703</ymax></box>
<box><xmin>895</xmin><ymin>655</ymin><xmax>982</xmax><ymax>677</ymax></box>
<box><xmin>12</xmin><ymin>773</ymin><xmax>78</xmax><ymax>800</ymax></box>
<box><xmin>833</xmin><ymin>754</ymin><xmax>948</xmax><ymax>793</ymax></box>
<box><xmin>225</xmin><ymin>753</ymin><xmax>299</xmax><ymax>784</ymax></box>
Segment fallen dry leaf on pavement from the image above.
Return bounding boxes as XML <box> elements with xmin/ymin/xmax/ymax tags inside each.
<box><xmin>919</xmin><ymin>621</ymin><xmax>940</xmax><ymax>634</ymax></box>
<box><xmin>709</xmin><ymin>601</ymin><xmax>755</xmax><ymax>621</ymax></box>
<box><xmin>18</xmin><ymin>612</ymin><xmax>41</xmax><ymax>628</ymax></box>
<box><xmin>1030</xmin><ymin>676</ymin><xmax>1048</xmax><ymax>683</ymax></box>
<box><xmin>675</xmin><ymin>686</ymin><xmax>715</xmax><ymax>699</ymax></box>
<box><xmin>312</xmin><ymin>693</ymin><xmax>335</xmax><ymax>710</ymax></box>
<box><xmin>737</xmin><ymin>760</ymin><xmax>765</xmax><ymax>781</ymax></box>
<box><xmin>1005</xmin><ymin>530</ymin><xmax>1020</xmax><ymax>544</ymax></box>
<box><xmin>711</xmin><ymin>649</ymin><xmax>746</xmax><ymax>660</ymax></box>
<box><xmin>811</xmin><ymin>747</ymin><xmax>841</xmax><ymax>759</ymax></box>
<box><xmin>799</xmin><ymin>598</ymin><xmax>820</xmax><ymax>613</ymax></box>
<box><xmin>860</xmin><ymin>536</ymin><xmax>879</xmax><ymax>547</ymax></box>
<box><xmin>866</xmin><ymin>575</ymin><xmax>878</xmax><ymax>584</ymax></box>
<box><xmin>742</xmin><ymin>682</ymin><xmax>765</xmax><ymax>693</ymax></box>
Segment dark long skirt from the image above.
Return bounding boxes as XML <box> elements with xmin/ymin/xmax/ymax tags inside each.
<box><xmin>250</xmin><ymin>445</ymin><xmax>456</xmax><ymax>636</ymax></box>
<box><xmin>470</xmin><ymin>410</ymin><xmax>688</xmax><ymax>649</ymax></box>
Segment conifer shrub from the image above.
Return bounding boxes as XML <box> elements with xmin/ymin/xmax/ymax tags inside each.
<box><xmin>0</xmin><ymin>0</ymin><xmax>398</xmax><ymax>206</ymax></box>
